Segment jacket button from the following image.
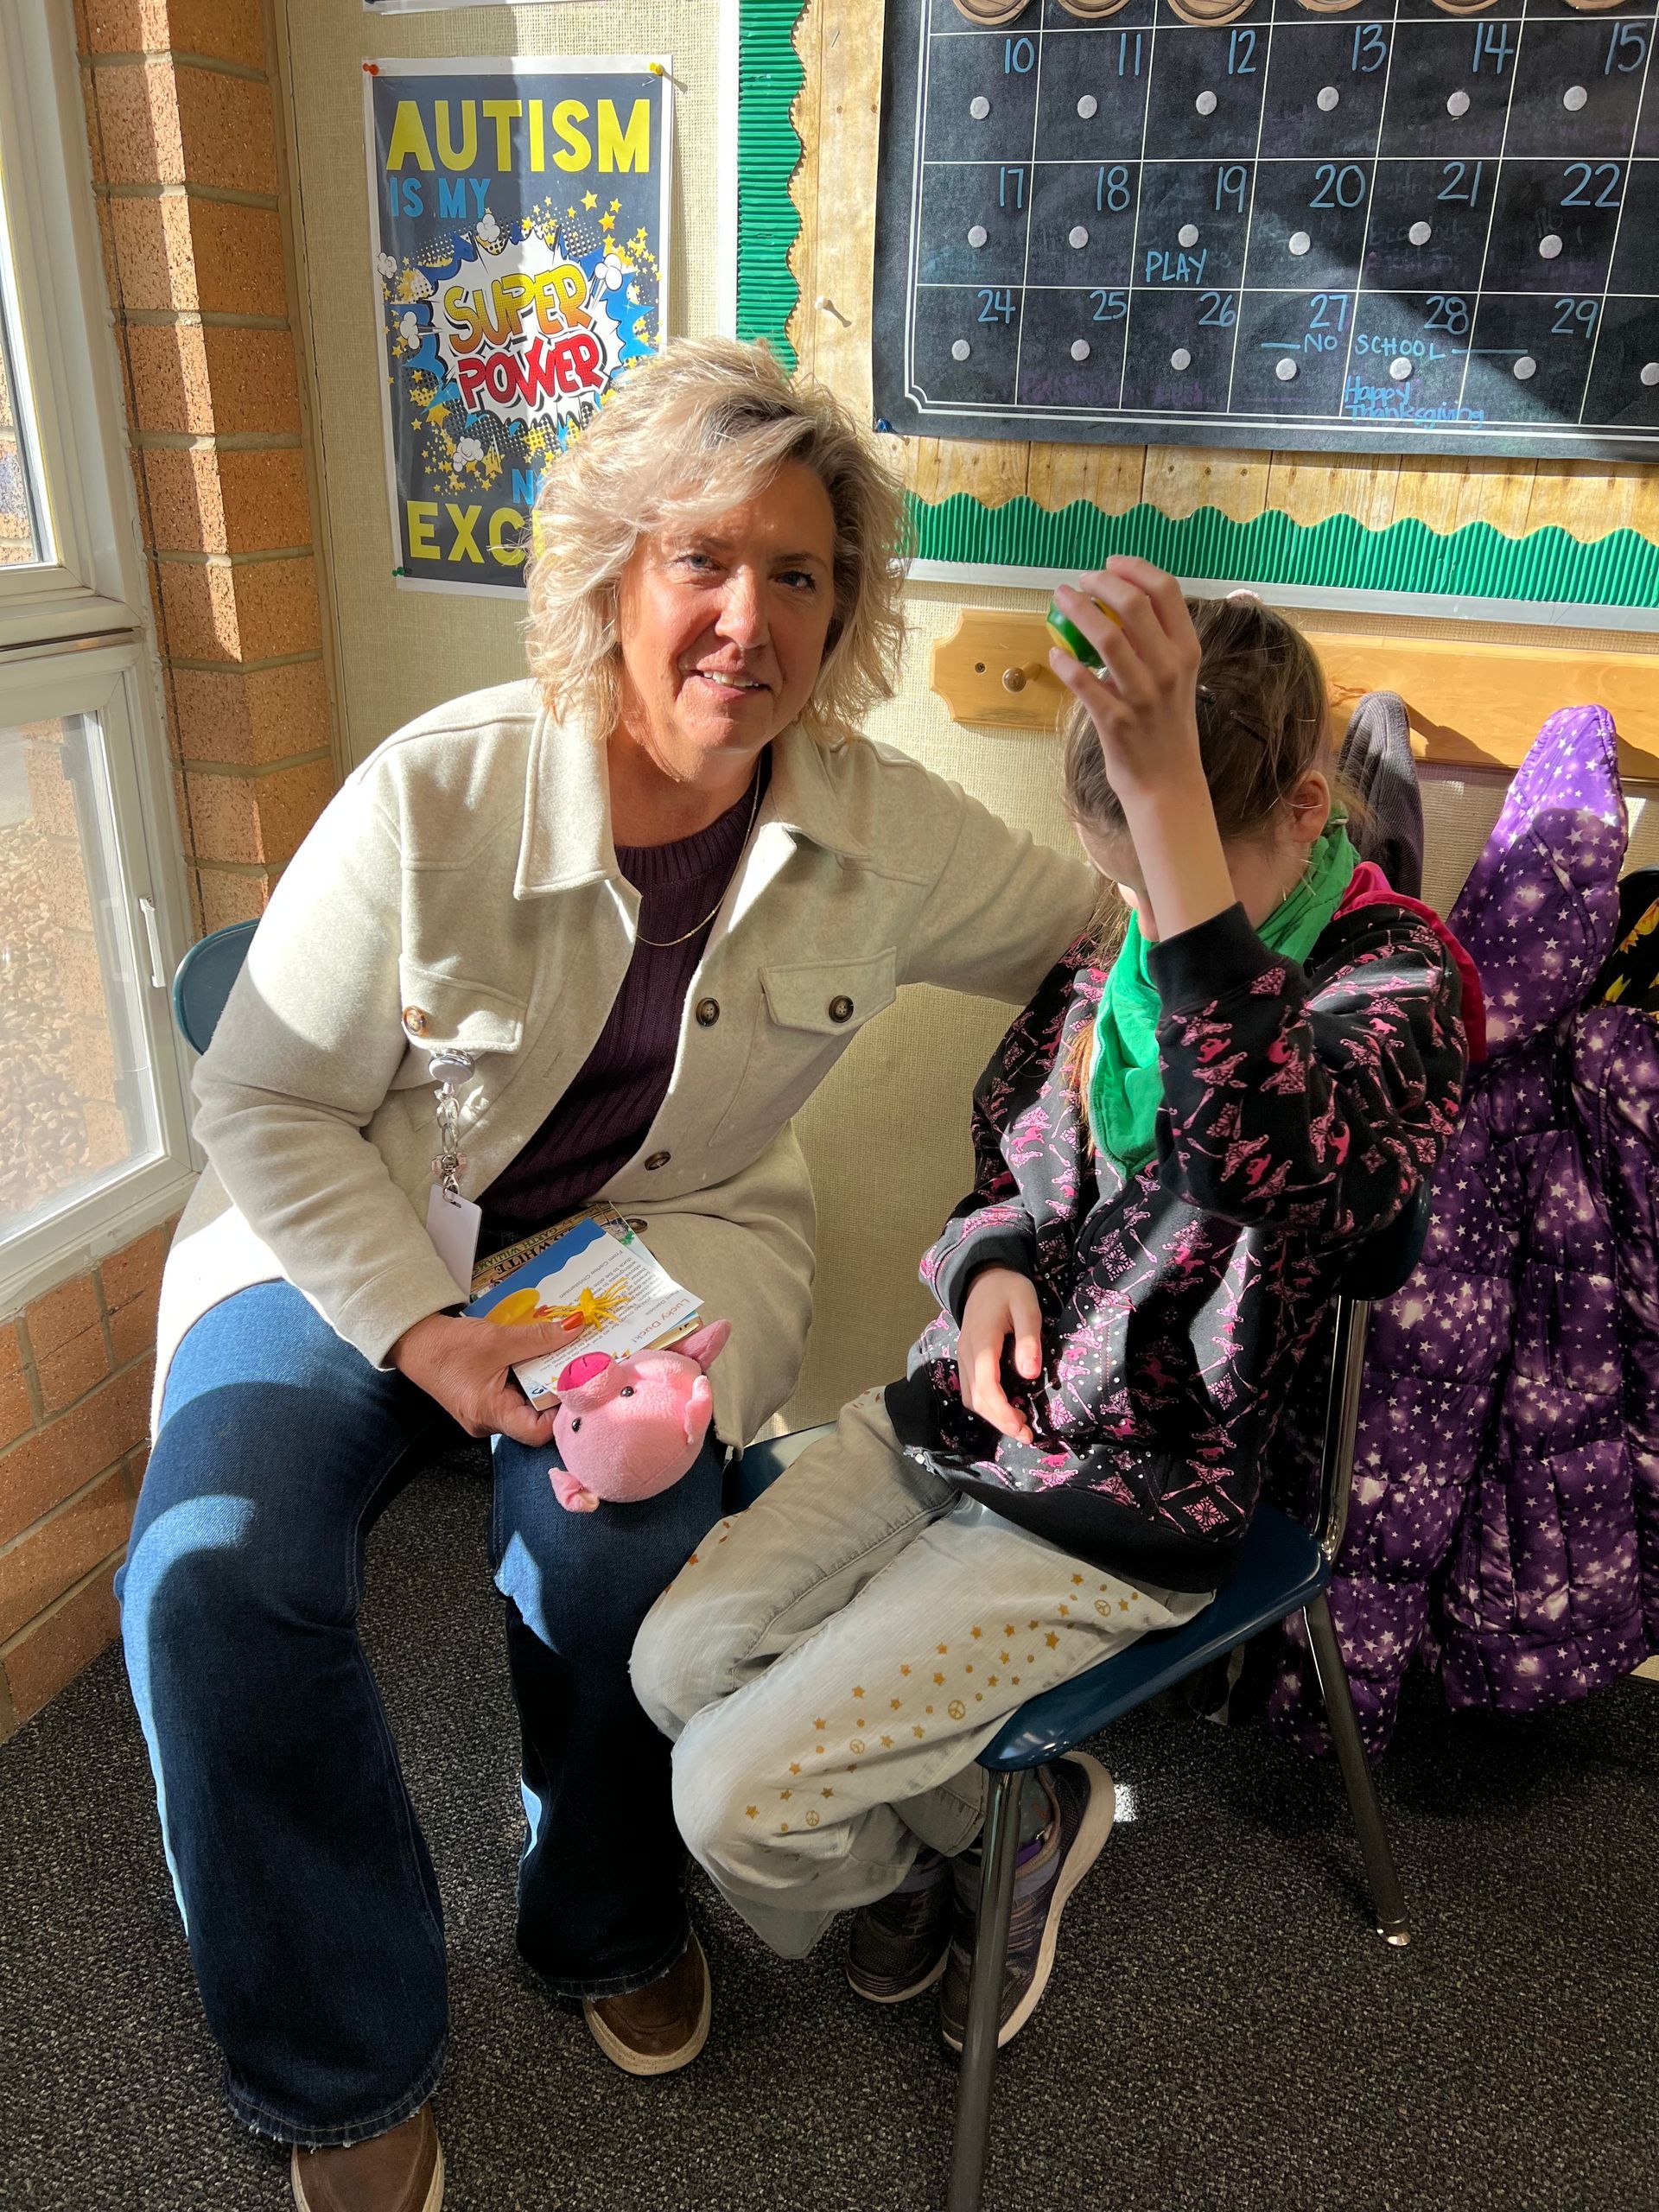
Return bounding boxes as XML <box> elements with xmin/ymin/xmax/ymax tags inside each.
<box><xmin>403</xmin><ymin>1005</ymin><xmax>429</xmax><ymax>1036</ymax></box>
<box><xmin>828</xmin><ymin>995</ymin><xmax>855</xmax><ymax>1024</ymax></box>
<box><xmin>695</xmin><ymin>997</ymin><xmax>720</xmax><ymax>1027</ymax></box>
<box><xmin>644</xmin><ymin>1150</ymin><xmax>671</xmax><ymax>1171</ymax></box>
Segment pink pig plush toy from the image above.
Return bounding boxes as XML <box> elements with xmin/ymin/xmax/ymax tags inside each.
<box><xmin>549</xmin><ymin>1319</ymin><xmax>732</xmax><ymax>1513</ymax></box>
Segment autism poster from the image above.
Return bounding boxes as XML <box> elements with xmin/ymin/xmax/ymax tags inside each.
<box><xmin>364</xmin><ymin>58</ymin><xmax>671</xmax><ymax>597</ymax></box>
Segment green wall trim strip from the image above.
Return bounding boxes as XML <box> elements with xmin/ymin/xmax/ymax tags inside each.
<box><xmin>736</xmin><ymin>0</ymin><xmax>805</xmax><ymax>372</ymax></box>
<box><xmin>735</xmin><ymin>0</ymin><xmax>1658</xmax><ymax>609</ymax></box>
<box><xmin>907</xmin><ymin>495</ymin><xmax>1659</xmax><ymax>607</ymax></box>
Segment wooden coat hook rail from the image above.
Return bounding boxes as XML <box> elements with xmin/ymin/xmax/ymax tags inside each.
<box><xmin>931</xmin><ymin>609</ymin><xmax>1659</xmax><ymax>783</ymax></box>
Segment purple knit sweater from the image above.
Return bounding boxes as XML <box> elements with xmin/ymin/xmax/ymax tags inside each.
<box><xmin>480</xmin><ymin>765</ymin><xmax>762</xmax><ymax>1242</ymax></box>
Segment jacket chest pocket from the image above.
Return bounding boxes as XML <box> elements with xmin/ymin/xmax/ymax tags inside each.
<box><xmin>385</xmin><ymin>969</ymin><xmax>527</xmax><ymax>1096</ymax></box>
<box><xmin>710</xmin><ymin>950</ymin><xmax>898</xmax><ymax>1147</ymax></box>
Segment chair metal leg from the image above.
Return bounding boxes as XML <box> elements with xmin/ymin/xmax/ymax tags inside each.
<box><xmin>1303</xmin><ymin>1593</ymin><xmax>1410</xmax><ymax>1946</ymax></box>
<box><xmin>947</xmin><ymin>1769</ymin><xmax>1021</xmax><ymax>2212</ymax></box>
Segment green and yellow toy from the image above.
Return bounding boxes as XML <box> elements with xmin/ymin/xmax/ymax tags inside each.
<box><xmin>1045</xmin><ymin>593</ymin><xmax>1122</xmax><ymax>671</ymax></box>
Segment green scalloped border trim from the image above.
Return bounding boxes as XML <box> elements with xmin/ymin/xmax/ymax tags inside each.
<box><xmin>737</xmin><ymin>1</ymin><xmax>1659</xmax><ymax>608</ymax></box>
<box><xmin>910</xmin><ymin>496</ymin><xmax>1659</xmax><ymax>607</ymax></box>
<box><xmin>736</xmin><ymin>0</ymin><xmax>804</xmax><ymax>372</ymax></box>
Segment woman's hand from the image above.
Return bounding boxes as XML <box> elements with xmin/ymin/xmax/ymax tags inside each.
<box><xmin>389</xmin><ymin>1312</ymin><xmax>574</xmax><ymax>1446</ymax></box>
<box><xmin>1047</xmin><ymin>556</ymin><xmax>1205</xmax><ymax>810</ymax></box>
<box><xmin>957</xmin><ymin>1267</ymin><xmax>1043</xmax><ymax>1446</ymax></box>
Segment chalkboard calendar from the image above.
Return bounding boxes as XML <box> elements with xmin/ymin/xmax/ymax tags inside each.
<box><xmin>871</xmin><ymin>0</ymin><xmax>1659</xmax><ymax>458</ymax></box>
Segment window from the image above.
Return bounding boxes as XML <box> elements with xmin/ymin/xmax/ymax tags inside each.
<box><xmin>0</xmin><ymin>269</ymin><xmax>46</xmax><ymax>570</ymax></box>
<box><xmin>0</xmin><ymin>6</ymin><xmax>193</xmax><ymax>1303</ymax></box>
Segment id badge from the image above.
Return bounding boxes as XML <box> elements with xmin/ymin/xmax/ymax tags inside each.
<box><xmin>427</xmin><ymin>1185</ymin><xmax>481</xmax><ymax>1294</ymax></box>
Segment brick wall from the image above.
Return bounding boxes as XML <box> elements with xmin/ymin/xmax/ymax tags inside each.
<box><xmin>0</xmin><ymin>1</ymin><xmax>337</xmax><ymax>1739</ymax></box>
<box><xmin>79</xmin><ymin>0</ymin><xmax>336</xmax><ymax>935</ymax></box>
<box><xmin>0</xmin><ymin>1228</ymin><xmax>166</xmax><ymax>1738</ymax></box>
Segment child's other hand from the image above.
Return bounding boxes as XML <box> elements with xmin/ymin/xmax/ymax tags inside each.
<box><xmin>1047</xmin><ymin>557</ymin><xmax>1204</xmax><ymax>809</ymax></box>
<box><xmin>957</xmin><ymin>1267</ymin><xmax>1043</xmax><ymax>1446</ymax></box>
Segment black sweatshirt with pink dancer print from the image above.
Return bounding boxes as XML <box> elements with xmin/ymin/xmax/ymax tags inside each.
<box><xmin>885</xmin><ymin>893</ymin><xmax>1470</xmax><ymax>1592</ymax></box>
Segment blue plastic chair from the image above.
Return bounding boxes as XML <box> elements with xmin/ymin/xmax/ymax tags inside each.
<box><xmin>170</xmin><ymin>918</ymin><xmax>257</xmax><ymax>1052</ymax></box>
<box><xmin>736</xmin><ymin>1186</ymin><xmax>1429</xmax><ymax>2212</ymax></box>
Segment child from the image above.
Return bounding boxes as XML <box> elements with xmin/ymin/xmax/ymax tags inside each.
<box><xmin>632</xmin><ymin>560</ymin><xmax>1469</xmax><ymax>2052</ymax></box>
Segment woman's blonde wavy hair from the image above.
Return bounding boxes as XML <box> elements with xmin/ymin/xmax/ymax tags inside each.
<box><xmin>524</xmin><ymin>337</ymin><xmax>911</xmax><ymax>745</ymax></box>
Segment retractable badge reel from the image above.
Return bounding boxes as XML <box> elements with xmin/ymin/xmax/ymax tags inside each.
<box><xmin>424</xmin><ymin>1048</ymin><xmax>482</xmax><ymax>1292</ymax></box>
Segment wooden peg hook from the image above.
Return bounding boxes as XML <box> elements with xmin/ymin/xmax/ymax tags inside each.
<box><xmin>928</xmin><ymin>605</ymin><xmax>1659</xmax><ymax>778</ymax></box>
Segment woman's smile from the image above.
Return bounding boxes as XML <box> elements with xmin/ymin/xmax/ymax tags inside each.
<box><xmin>684</xmin><ymin>663</ymin><xmax>772</xmax><ymax>700</ymax></box>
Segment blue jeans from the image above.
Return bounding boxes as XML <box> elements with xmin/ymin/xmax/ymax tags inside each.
<box><xmin>117</xmin><ymin>1282</ymin><xmax>728</xmax><ymax>2145</ymax></box>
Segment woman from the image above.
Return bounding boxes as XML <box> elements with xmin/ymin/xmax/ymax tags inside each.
<box><xmin>120</xmin><ymin>337</ymin><xmax>1096</xmax><ymax>2212</ymax></box>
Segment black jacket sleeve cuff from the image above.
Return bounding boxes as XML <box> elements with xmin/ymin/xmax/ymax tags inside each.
<box><xmin>934</xmin><ymin>1224</ymin><xmax>1038</xmax><ymax>1329</ymax></box>
<box><xmin>1145</xmin><ymin>902</ymin><xmax>1277</xmax><ymax>1014</ymax></box>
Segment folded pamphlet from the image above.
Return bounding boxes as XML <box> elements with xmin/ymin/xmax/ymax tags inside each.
<box><xmin>467</xmin><ymin>1201</ymin><xmax>702</xmax><ymax>1408</ymax></box>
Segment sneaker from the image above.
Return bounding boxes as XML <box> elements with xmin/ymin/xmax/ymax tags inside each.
<box><xmin>938</xmin><ymin>1752</ymin><xmax>1116</xmax><ymax>2053</ymax></box>
<box><xmin>845</xmin><ymin>1848</ymin><xmax>954</xmax><ymax>2003</ymax></box>
<box><xmin>583</xmin><ymin>1931</ymin><xmax>711</xmax><ymax>2076</ymax></box>
<box><xmin>290</xmin><ymin>2107</ymin><xmax>442</xmax><ymax>2212</ymax></box>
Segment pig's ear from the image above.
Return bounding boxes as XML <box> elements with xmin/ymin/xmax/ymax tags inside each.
<box><xmin>675</xmin><ymin>1318</ymin><xmax>731</xmax><ymax>1375</ymax></box>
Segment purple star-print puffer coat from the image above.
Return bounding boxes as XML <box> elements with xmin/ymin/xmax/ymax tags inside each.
<box><xmin>884</xmin><ymin>897</ymin><xmax>1468</xmax><ymax>1594</ymax></box>
<box><xmin>1258</xmin><ymin>705</ymin><xmax>1659</xmax><ymax>1757</ymax></box>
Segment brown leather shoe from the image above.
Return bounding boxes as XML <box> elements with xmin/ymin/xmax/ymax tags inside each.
<box><xmin>289</xmin><ymin>2106</ymin><xmax>443</xmax><ymax>2212</ymax></box>
<box><xmin>582</xmin><ymin>1932</ymin><xmax>711</xmax><ymax>2076</ymax></box>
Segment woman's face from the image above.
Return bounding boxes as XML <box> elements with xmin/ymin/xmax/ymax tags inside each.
<box><xmin>612</xmin><ymin>458</ymin><xmax>838</xmax><ymax>782</ymax></box>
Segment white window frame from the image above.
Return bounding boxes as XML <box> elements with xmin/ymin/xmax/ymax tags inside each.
<box><xmin>0</xmin><ymin>1</ymin><xmax>196</xmax><ymax>1309</ymax></box>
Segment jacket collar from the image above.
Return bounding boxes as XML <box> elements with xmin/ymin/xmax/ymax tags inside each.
<box><xmin>514</xmin><ymin>703</ymin><xmax>869</xmax><ymax>898</ymax></box>
<box><xmin>766</xmin><ymin>722</ymin><xmax>871</xmax><ymax>864</ymax></box>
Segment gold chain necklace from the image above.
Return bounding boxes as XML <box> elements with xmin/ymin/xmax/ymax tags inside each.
<box><xmin>632</xmin><ymin>772</ymin><xmax>763</xmax><ymax>950</ymax></box>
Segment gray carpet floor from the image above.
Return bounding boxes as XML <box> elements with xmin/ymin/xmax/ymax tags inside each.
<box><xmin>3</xmin><ymin>1448</ymin><xmax>1656</xmax><ymax>2212</ymax></box>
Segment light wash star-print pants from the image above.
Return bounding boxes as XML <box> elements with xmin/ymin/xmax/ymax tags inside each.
<box><xmin>632</xmin><ymin>1389</ymin><xmax>1211</xmax><ymax>1960</ymax></box>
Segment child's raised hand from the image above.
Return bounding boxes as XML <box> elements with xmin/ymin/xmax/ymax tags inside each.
<box><xmin>1047</xmin><ymin>558</ymin><xmax>1205</xmax><ymax>810</ymax></box>
<box><xmin>957</xmin><ymin>1267</ymin><xmax>1043</xmax><ymax>1446</ymax></box>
